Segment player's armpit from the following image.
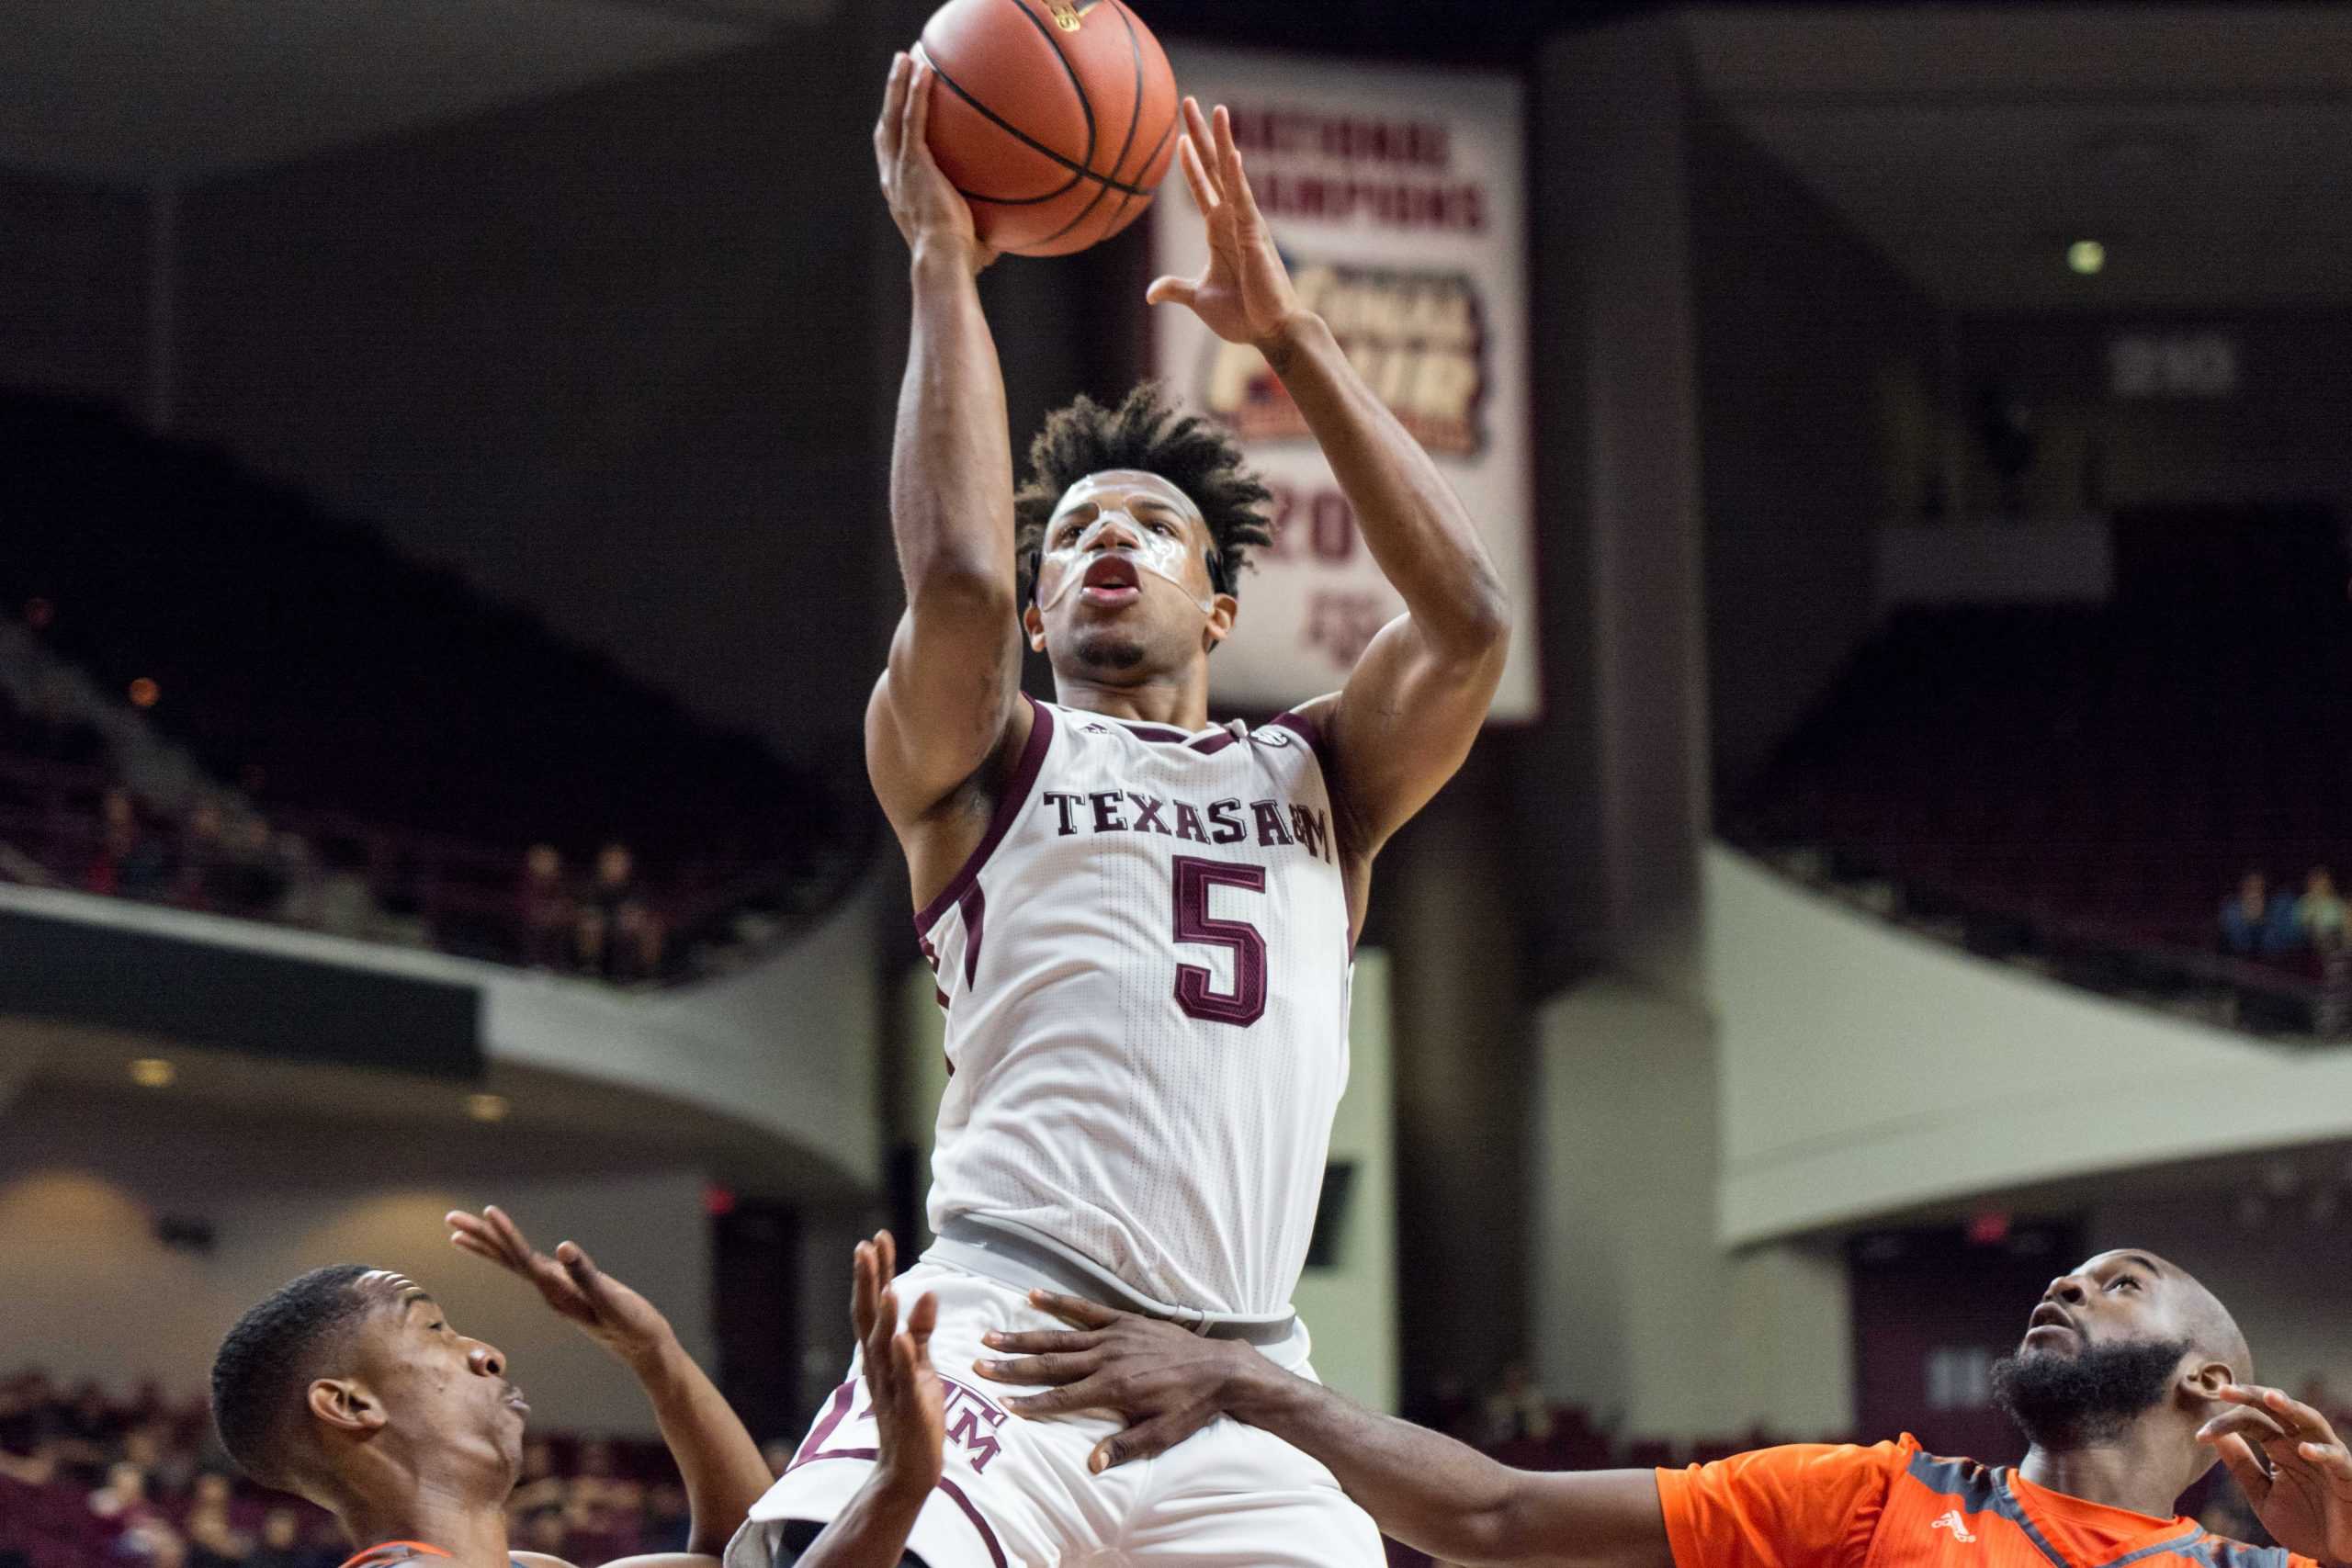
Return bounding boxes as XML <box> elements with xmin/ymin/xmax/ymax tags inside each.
<box><xmin>1297</xmin><ymin>598</ymin><xmax>1507</xmax><ymax>865</ymax></box>
<box><xmin>863</xmin><ymin>611</ymin><xmax>1026</xmax><ymax>830</ymax></box>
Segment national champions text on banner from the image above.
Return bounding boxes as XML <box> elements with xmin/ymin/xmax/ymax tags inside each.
<box><xmin>1150</xmin><ymin>46</ymin><xmax>1539</xmax><ymax>721</ymax></box>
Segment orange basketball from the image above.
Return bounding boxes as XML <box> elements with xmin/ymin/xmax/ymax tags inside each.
<box><xmin>915</xmin><ymin>0</ymin><xmax>1181</xmax><ymax>258</ymax></box>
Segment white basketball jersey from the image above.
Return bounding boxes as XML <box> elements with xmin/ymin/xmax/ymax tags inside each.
<box><xmin>917</xmin><ymin>695</ymin><xmax>1354</xmax><ymax>1317</ymax></box>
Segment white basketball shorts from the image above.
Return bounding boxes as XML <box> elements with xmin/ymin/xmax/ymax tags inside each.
<box><xmin>725</xmin><ymin>1259</ymin><xmax>1385</xmax><ymax>1568</ymax></box>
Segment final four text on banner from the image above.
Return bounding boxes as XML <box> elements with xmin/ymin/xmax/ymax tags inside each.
<box><xmin>1152</xmin><ymin>46</ymin><xmax>1539</xmax><ymax>721</ymax></box>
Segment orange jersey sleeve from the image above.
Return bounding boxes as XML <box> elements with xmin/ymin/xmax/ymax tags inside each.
<box><xmin>1656</xmin><ymin>1440</ymin><xmax>1909</xmax><ymax>1568</ymax></box>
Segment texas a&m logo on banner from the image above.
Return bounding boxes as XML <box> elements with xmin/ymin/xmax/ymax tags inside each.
<box><xmin>1153</xmin><ymin>48</ymin><xmax>1538</xmax><ymax>720</ymax></box>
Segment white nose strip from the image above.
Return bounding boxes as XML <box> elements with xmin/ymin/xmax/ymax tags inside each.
<box><xmin>1035</xmin><ymin>511</ymin><xmax>1216</xmax><ymax>615</ymax></box>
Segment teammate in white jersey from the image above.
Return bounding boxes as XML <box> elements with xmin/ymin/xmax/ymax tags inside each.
<box><xmin>734</xmin><ymin>60</ymin><xmax>1510</xmax><ymax>1568</ymax></box>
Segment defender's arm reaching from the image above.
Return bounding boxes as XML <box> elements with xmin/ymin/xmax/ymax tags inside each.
<box><xmin>975</xmin><ymin>1292</ymin><xmax>1668</xmax><ymax>1568</ymax></box>
<box><xmin>863</xmin><ymin>53</ymin><xmax>1034</xmax><ymax>874</ymax></box>
<box><xmin>1149</xmin><ymin>99</ymin><xmax>1511</xmax><ymax>883</ymax></box>
<box><xmin>449</xmin><ymin>1210</ymin><xmax>942</xmax><ymax>1568</ymax></box>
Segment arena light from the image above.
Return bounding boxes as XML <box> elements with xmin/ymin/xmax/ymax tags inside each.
<box><xmin>128</xmin><ymin>1057</ymin><xmax>176</xmax><ymax>1089</ymax></box>
<box><xmin>466</xmin><ymin>1092</ymin><xmax>511</xmax><ymax>1123</ymax></box>
<box><xmin>2067</xmin><ymin>240</ymin><xmax>2106</xmax><ymax>276</ymax></box>
<box><xmin>128</xmin><ymin>677</ymin><xmax>160</xmax><ymax>708</ymax></box>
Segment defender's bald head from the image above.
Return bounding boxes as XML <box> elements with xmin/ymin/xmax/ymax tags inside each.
<box><xmin>2164</xmin><ymin>1258</ymin><xmax>2252</xmax><ymax>1382</ymax></box>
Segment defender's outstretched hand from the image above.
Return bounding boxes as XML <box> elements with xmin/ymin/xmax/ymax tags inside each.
<box><xmin>854</xmin><ymin>1232</ymin><xmax>945</xmax><ymax>1501</ymax></box>
<box><xmin>874</xmin><ymin>51</ymin><xmax>995</xmax><ymax>271</ymax></box>
<box><xmin>976</xmin><ymin>1291</ymin><xmax>1259</xmax><ymax>1472</ymax></box>
<box><xmin>1148</xmin><ymin>98</ymin><xmax>1302</xmax><ymax>348</ymax></box>
<box><xmin>447</xmin><ymin>1204</ymin><xmax>675</xmax><ymax>1367</ymax></box>
<box><xmin>2199</xmin><ymin>1383</ymin><xmax>2352</xmax><ymax>1565</ymax></box>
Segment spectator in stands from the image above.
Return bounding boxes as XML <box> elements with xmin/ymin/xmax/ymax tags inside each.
<box><xmin>88</xmin><ymin>1458</ymin><xmax>164</xmax><ymax>1532</ymax></box>
<box><xmin>518</xmin><ymin>844</ymin><xmax>576</xmax><ymax>969</ymax></box>
<box><xmin>2220</xmin><ymin>871</ymin><xmax>2300</xmax><ymax>957</ymax></box>
<box><xmin>562</xmin><ymin>1435</ymin><xmax>644</xmax><ymax>1556</ymax></box>
<box><xmin>246</xmin><ymin>1508</ymin><xmax>330</xmax><ymax>1568</ymax></box>
<box><xmin>175</xmin><ymin>801</ymin><xmax>228</xmax><ymax>911</ymax></box>
<box><xmin>85</xmin><ymin>787</ymin><xmax>172</xmax><ymax>899</ymax></box>
<box><xmin>577</xmin><ymin>842</ymin><xmax>662</xmax><ymax>982</ymax></box>
<box><xmin>125</xmin><ymin>1519</ymin><xmax>190</xmax><ymax>1568</ymax></box>
<box><xmin>2297</xmin><ymin>1372</ymin><xmax>2351</xmax><ymax>1433</ymax></box>
<box><xmin>211</xmin><ymin>816</ymin><xmax>288</xmax><ymax>919</ymax></box>
<box><xmin>267</xmin><ymin>832</ymin><xmax>319</xmax><ymax>926</ymax></box>
<box><xmin>0</xmin><ymin>1371</ymin><xmax>60</xmax><ymax>1459</ymax></box>
<box><xmin>307</xmin><ymin>837</ymin><xmax>379</xmax><ymax>942</ymax></box>
<box><xmin>2295</xmin><ymin>868</ymin><xmax>2348</xmax><ymax>955</ymax></box>
<box><xmin>184</xmin><ymin>1472</ymin><xmax>254</xmax><ymax>1568</ymax></box>
<box><xmin>641</xmin><ymin>1480</ymin><xmax>692</xmax><ymax>1554</ymax></box>
<box><xmin>370</xmin><ymin>852</ymin><xmax>435</xmax><ymax>947</ymax></box>
<box><xmin>1477</xmin><ymin>1359</ymin><xmax>1555</xmax><ymax>1447</ymax></box>
<box><xmin>57</xmin><ymin>1381</ymin><xmax>128</xmax><ymax>1473</ymax></box>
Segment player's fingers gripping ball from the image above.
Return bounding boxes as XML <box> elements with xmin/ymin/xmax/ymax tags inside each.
<box><xmin>913</xmin><ymin>0</ymin><xmax>1181</xmax><ymax>256</ymax></box>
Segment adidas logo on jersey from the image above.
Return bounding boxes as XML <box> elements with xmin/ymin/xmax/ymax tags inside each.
<box><xmin>1929</xmin><ymin>1510</ymin><xmax>1978</xmax><ymax>1543</ymax></box>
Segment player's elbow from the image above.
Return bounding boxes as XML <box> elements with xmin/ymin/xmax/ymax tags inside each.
<box><xmin>1430</xmin><ymin>570</ymin><xmax>1512</xmax><ymax>668</ymax></box>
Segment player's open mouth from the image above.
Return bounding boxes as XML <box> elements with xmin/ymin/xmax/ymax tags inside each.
<box><xmin>504</xmin><ymin>1388</ymin><xmax>531</xmax><ymax>1415</ymax></box>
<box><xmin>1080</xmin><ymin>557</ymin><xmax>1142</xmax><ymax>608</ymax></box>
<box><xmin>2023</xmin><ymin>1303</ymin><xmax>2077</xmax><ymax>1345</ymax></box>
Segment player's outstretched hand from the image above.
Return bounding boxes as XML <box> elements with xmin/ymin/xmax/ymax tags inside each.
<box><xmin>874</xmin><ymin>51</ymin><xmax>996</xmax><ymax>272</ymax></box>
<box><xmin>975</xmin><ymin>1292</ymin><xmax>1259</xmax><ymax>1472</ymax></box>
<box><xmin>447</xmin><ymin>1205</ymin><xmax>676</xmax><ymax>1368</ymax></box>
<box><xmin>2199</xmin><ymin>1382</ymin><xmax>2352</xmax><ymax>1564</ymax></box>
<box><xmin>853</xmin><ymin>1231</ymin><xmax>945</xmax><ymax>1501</ymax></box>
<box><xmin>1148</xmin><ymin>97</ymin><xmax>1302</xmax><ymax>351</ymax></box>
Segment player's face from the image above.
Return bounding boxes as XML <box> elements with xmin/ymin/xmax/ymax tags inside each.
<box><xmin>350</xmin><ymin>1270</ymin><xmax>528</xmax><ymax>1484</ymax></box>
<box><xmin>1027</xmin><ymin>469</ymin><xmax>1237</xmax><ymax>679</ymax></box>
<box><xmin>2017</xmin><ymin>1250</ymin><xmax>2191</xmax><ymax>1359</ymax></box>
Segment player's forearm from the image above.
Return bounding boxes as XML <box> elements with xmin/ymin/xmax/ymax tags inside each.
<box><xmin>792</xmin><ymin>1472</ymin><xmax>930</xmax><ymax>1568</ymax></box>
<box><xmin>1259</xmin><ymin>311</ymin><xmax>1509</xmax><ymax>659</ymax></box>
<box><xmin>890</xmin><ymin>241</ymin><xmax>1017</xmax><ymax>601</ymax></box>
<box><xmin>626</xmin><ymin>1336</ymin><xmax>777</xmax><ymax>1556</ymax></box>
<box><xmin>1227</xmin><ymin>1360</ymin><xmax>1530</xmax><ymax>1565</ymax></box>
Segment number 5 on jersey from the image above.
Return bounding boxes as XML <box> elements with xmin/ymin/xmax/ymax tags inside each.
<box><xmin>1171</xmin><ymin>855</ymin><xmax>1267</xmax><ymax>1027</ymax></box>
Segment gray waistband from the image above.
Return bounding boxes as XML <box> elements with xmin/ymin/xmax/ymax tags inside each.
<box><xmin>925</xmin><ymin>1214</ymin><xmax>1299</xmax><ymax>1348</ymax></box>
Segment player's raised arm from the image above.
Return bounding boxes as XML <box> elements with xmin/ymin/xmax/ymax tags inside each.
<box><xmin>1149</xmin><ymin>99</ymin><xmax>1510</xmax><ymax>866</ymax></box>
<box><xmin>447</xmin><ymin>1207</ymin><xmax>775</xmax><ymax>1564</ymax></box>
<box><xmin>976</xmin><ymin>1295</ymin><xmax>1669</xmax><ymax>1568</ymax></box>
<box><xmin>865</xmin><ymin>53</ymin><xmax>1030</xmax><ymax>831</ymax></box>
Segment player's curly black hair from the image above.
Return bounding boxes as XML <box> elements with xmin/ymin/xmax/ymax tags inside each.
<box><xmin>211</xmin><ymin>1264</ymin><xmax>375</xmax><ymax>1488</ymax></box>
<box><xmin>1014</xmin><ymin>381</ymin><xmax>1275</xmax><ymax>604</ymax></box>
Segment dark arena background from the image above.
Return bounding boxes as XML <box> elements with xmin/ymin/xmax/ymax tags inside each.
<box><xmin>4</xmin><ymin>2</ymin><xmax>2350</xmax><ymax>1566</ymax></box>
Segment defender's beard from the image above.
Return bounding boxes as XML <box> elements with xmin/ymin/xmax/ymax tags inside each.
<box><xmin>1992</xmin><ymin>1337</ymin><xmax>2191</xmax><ymax>1449</ymax></box>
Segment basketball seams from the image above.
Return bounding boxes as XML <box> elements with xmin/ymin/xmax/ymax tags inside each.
<box><xmin>916</xmin><ymin>42</ymin><xmax>1160</xmax><ymax>202</ymax></box>
<box><xmin>1017</xmin><ymin>2</ymin><xmax>1144</xmax><ymax>254</ymax></box>
<box><xmin>914</xmin><ymin>41</ymin><xmax>1086</xmax><ymax>205</ymax></box>
<box><xmin>917</xmin><ymin>0</ymin><xmax>1175</xmax><ymax>252</ymax></box>
<box><xmin>1087</xmin><ymin>1</ymin><xmax>1151</xmax><ymax>247</ymax></box>
<box><xmin>1002</xmin><ymin>0</ymin><xmax>1097</xmax><ymax>180</ymax></box>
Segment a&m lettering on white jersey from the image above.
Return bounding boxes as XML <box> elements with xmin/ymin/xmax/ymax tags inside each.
<box><xmin>917</xmin><ymin>695</ymin><xmax>1354</xmax><ymax>1317</ymax></box>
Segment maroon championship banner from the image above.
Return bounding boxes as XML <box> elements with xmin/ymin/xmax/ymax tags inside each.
<box><xmin>1153</xmin><ymin>47</ymin><xmax>1539</xmax><ymax>720</ymax></box>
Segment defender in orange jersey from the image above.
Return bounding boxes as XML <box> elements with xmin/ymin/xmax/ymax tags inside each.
<box><xmin>209</xmin><ymin>1210</ymin><xmax>940</xmax><ymax>1568</ymax></box>
<box><xmin>976</xmin><ymin>1248</ymin><xmax>2352</xmax><ymax>1568</ymax></box>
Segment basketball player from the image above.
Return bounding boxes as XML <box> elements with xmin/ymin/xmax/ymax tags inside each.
<box><xmin>209</xmin><ymin>1206</ymin><xmax>944</xmax><ymax>1568</ymax></box>
<box><xmin>735</xmin><ymin>56</ymin><xmax>1510</xmax><ymax>1568</ymax></box>
<box><xmin>980</xmin><ymin>1248</ymin><xmax>2352</xmax><ymax>1568</ymax></box>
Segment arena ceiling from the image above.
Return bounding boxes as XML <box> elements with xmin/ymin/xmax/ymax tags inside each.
<box><xmin>3</xmin><ymin>3</ymin><xmax>2346</xmax><ymax>311</ymax></box>
<box><xmin>0</xmin><ymin>0</ymin><xmax>816</xmax><ymax>186</ymax></box>
<box><xmin>1679</xmin><ymin>4</ymin><xmax>2352</xmax><ymax>310</ymax></box>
